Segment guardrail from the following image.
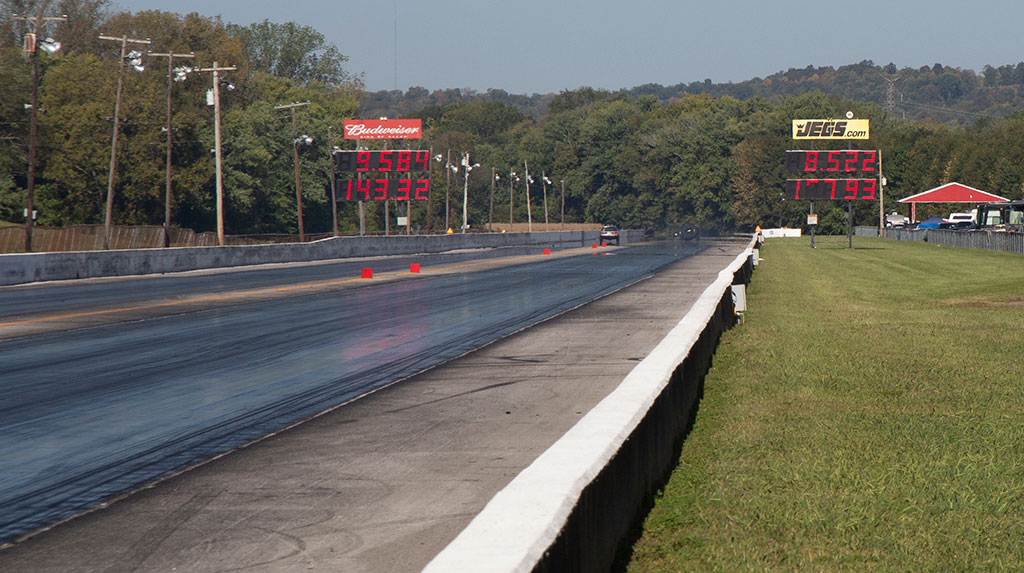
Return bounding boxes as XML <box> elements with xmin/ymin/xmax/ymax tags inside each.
<box><xmin>424</xmin><ymin>235</ymin><xmax>759</xmax><ymax>572</ymax></box>
<box><xmin>0</xmin><ymin>229</ymin><xmax>645</xmax><ymax>286</ymax></box>
<box><xmin>856</xmin><ymin>226</ymin><xmax>1024</xmax><ymax>255</ymax></box>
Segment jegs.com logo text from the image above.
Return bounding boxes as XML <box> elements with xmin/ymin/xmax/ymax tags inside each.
<box><xmin>792</xmin><ymin>119</ymin><xmax>870</xmax><ymax>139</ymax></box>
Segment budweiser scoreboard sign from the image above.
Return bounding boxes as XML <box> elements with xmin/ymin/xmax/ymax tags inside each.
<box><xmin>792</xmin><ymin>119</ymin><xmax>869</xmax><ymax>140</ymax></box>
<box><xmin>343</xmin><ymin>119</ymin><xmax>422</xmax><ymax>140</ymax></box>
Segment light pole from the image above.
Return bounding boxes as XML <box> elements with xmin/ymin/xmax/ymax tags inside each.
<box><xmin>275</xmin><ymin>101</ymin><xmax>312</xmax><ymax>242</ymax></box>
<box><xmin>99</xmin><ymin>34</ymin><xmax>151</xmax><ymax>250</ymax></box>
<box><xmin>13</xmin><ymin>11</ymin><xmax>66</xmax><ymax>253</ymax></box>
<box><xmin>460</xmin><ymin>152</ymin><xmax>479</xmax><ymax>233</ymax></box>
<box><xmin>195</xmin><ymin>61</ymin><xmax>236</xmax><ymax>245</ymax></box>
<box><xmin>524</xmin><ymin>160</ymin><xmax>533</xmax><ymax>232</ymax></box>
<box><xmin>542</xmin><ymin>174</ymin><xmax>552</xmax><ymax>225</ymax></box>
<box><xmin>148</xmin><ymin>51</ymin><xmax>194</xmax><ymax>247</ymax></box>
<box><xmin>489</xmin><ymin>168</ymin><xmax>498</xmax><ymax>232</ymax></box>
<box><xmin>508</xmin><ymin>169</ymin><xmax>518</xmax><ymax>228</ymax></box>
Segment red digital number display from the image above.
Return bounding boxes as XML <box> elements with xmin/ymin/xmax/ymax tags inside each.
<box><xmin>786</xmin><ymin>150</ymin><xmax>878</xmax><ymax>174</ymax></box>
<box><xmin>334</xmin><ymin>150</ymin><xmax>431</xmax><ymax>173</ymax></box>
<box><xmin>338</xmin><ymin>178</ymin><xmax>430</xmax><ymax>201</ymax></box>
<box><xmin>784</xmin><ymin>179</ymin><xmax>878</xmax><ymax>201</ymax></box>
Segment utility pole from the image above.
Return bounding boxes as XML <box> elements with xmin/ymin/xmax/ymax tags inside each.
<box><xmin>13</xmin><ymin>10</ymin><xmax>66</xmax><ymax>253</ymax></box>
<box><xmin>99</xmin><ymin>34</ymin><xmax>151</xmax><ymax>250</ymax></box>
<box><xmin>148</xmin><ymin>50</ymin><xmax>194</xmax><ymax>247</ymax></box>
<box><xmin>196</xmin><ymin>61</ymin><xmax>236</xmax><ymax>246</ymax></box>
<box><xmin>275</xmin><ymin>101</ymin><xmax>311</xmax><ymax>242</ymax></box>
<box><xmin>328</xmin><ymin>126</ymin><xmax>339</xmax><ymax>237</ymax></box>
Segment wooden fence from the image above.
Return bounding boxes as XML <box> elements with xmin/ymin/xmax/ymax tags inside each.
<box><xmin>0</xmin><ymin>225</ymin><xmax>262</xmax><ymax>253</ymax></box>
<box><xmin>0</xmin><ymin>222</ymin><xmax>603</xmax><ymax>253</ymax></box>
<box><xmin>855</xmin><ymin>226</ymin><xmax>1024</xmax><ymax>255</ymax></box>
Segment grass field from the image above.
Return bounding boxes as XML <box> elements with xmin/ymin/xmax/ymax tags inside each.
<box><xmin>628</xmin><ymin>236</ymin><xmax>1024</xmax><ymax>571</ymax></box>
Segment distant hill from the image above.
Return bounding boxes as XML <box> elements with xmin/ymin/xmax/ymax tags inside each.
<box><xmin>360</xmin><ymin>60</ymin><xmax>1024</xmax><ymax>125</ymax></box>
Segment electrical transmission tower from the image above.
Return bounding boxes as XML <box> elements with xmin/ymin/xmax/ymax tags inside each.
<box><xmin>883</xmin><ymin>74</ymin><xmax>899</xmax><ymax>117</ymax></box>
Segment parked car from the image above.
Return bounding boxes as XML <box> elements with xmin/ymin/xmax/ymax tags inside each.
<box><xmin>885</xmin><ymin>212</ymin><xmax>910</xmax><ymax>228</ymax></box>
<box><xmin>915</xmin><ymin>215</ymin><xmax>945</xmax><ymax>229</ymax></box>
<box><xmin>947</xmin><ymin>211</ymin><xmax>976</xmax><ymax>224</ymax></box>
<box><xmin>938</xmin><ymin>221</ymin><xmax>975</xmax><ymax>230</ymax></box>
<box><xmin>599</xmin><ymin>225</ymin><xmax>620</xmax><ymax>245</ymax></box>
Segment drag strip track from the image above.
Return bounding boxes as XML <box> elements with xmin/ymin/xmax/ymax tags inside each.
<box><xmin>0</xmin><ymin>245</ymin><xmax>578</xmax><ymax>321</ymax></box>
<box><xmin>0</xmin><ymin>242</ymin><xmax>703</xmax><ymax>545</ymax></box>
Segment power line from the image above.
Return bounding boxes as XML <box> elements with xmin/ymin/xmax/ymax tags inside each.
<box><xmin>899</xmin><ymin>99</ymin><xmax>1005</xmax><ymax>120</ymax></box>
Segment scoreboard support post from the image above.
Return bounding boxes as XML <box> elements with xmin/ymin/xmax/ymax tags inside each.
<box><xmin>877</xmin><ymin>151</ymin><xmax>885</xmax><ymax>237</ymax></box>
<box><xmin>846</xmin><ymin>141</ymin><xmax>852</xmax><ymax>249</ymax></box>
<box><xmin>810</xmin><ymin>201</ymin><xmax>816</xmax><ymax>248</ymax></box>
<box><xmin>847</xmin><ymin>201</ymin><xmax>853</xmax><ymax>248</ymax></box>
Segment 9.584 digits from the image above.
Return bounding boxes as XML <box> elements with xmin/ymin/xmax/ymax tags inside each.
<box><xmin>333</xmin><ymin>150</ymin><xmax>431</xmax><ymax>173</ymax></box>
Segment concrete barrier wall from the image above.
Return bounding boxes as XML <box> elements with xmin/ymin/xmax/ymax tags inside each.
<box><xmin>0</xmin><ymin>229</ymin><xmax>644</xmax><ymax>286</ymax></box>
<box><xmin>424</xmin><ymin>236</ymin><xmax>758</xmax><ymax>573</ymax></box>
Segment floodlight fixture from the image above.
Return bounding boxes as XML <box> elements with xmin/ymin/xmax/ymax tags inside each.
<box><xmin>39</xmin><ymin>37</ymin><xmax>60</xmax><ymax>54</ymax></box>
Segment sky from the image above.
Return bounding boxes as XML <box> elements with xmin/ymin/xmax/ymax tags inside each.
<box><xmin>113</xmin><ymin>0</ymin><xmax>1024</xmax><ymax>94</ymax></box>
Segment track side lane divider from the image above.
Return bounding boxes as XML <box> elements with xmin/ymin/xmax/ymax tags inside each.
<box><xmin>424</xmin><ymin>235</ymin><xmax>759</xmax><ymax>573</ymax></box>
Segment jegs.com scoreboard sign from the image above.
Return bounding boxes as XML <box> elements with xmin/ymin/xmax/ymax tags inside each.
<box><xmin>792</xmin><ymin>119</ymin><xmax>869</xmax><ymax>139</ymax></box>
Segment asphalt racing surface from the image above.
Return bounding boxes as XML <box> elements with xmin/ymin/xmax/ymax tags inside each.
<box><xmin>0</xmin><ymin>238</ymin><xmax>749</xmax><ymax>570</ymax></box>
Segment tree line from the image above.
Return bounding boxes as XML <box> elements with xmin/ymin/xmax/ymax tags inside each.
<box><xmin>3</xmin><ymin>2</ymin><xmax>1024</xmax><ymax>242</ymax></box>
<box><xmin>1</xmin><ymin>1</ymin><xmax>361</xmax><ymax>238</ymax></box>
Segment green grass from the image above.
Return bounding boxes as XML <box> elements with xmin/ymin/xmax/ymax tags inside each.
<box><xmin>628</xmin><ymin>236</ymin><xmax>1024</xmax><ymax>571</ymax></box>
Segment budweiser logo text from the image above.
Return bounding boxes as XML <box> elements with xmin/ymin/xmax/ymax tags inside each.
<box><xmin>343</xmin><ymin>119</ymin><xmax>422</xmax><ymax>139</ymax></box>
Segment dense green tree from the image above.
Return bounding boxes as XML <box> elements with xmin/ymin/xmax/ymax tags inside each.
<box><xmin>227</xmin><ymin>20</ymin><xmax>355</xmax><ymax>87</ymax></box>
<box><xmin>0</xmin><ymin>47</ymin><xmax>32</xmax><ymax>222</ymax></box>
